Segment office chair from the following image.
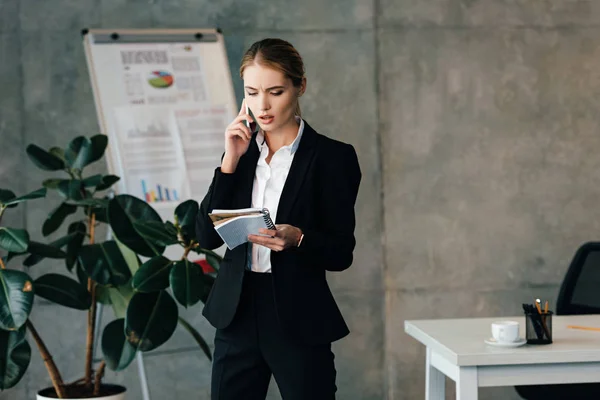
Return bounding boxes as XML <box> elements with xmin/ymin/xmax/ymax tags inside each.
<box><xmin>515</xmin><ymin>241</ymin><xmax>600</xmax><ymax>399</ymax></box>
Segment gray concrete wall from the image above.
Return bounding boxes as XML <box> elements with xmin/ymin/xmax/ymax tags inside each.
<box><xmin>381</xmin><ymin>1</ymin><xmax>600</xmax><ymax>399</ymax></box>
<box><xmin>1</xmin><ymin>1</ymin><xmax>599</xmax><ymax>399</ymax></box>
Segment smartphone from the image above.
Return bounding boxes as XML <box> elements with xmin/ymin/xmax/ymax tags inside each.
<box><xmin>245</xmin><ymin>103</ymin><xmax>251</xmax><ymax>128</ymax></box>
<box><xmin>245</xmin><ymin>103</ymin><xmax>256</xmax><ymax>132</ymax></box>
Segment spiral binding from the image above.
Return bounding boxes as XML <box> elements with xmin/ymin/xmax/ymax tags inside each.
<box><xmin>262</xmin><ymin>208</ymin><xmax>276</xmax><ymax>230</ymax></box>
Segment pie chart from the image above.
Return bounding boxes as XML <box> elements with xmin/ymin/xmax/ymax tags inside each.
<box><xmin>147</xmin><ymin>71</ymin><xmax>174</xmax><ymax>88</ymax></box>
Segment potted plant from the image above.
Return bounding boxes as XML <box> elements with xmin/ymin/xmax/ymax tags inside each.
<box><xmin>0</xmin><ymin>134</ymin><xmax>221</xmax><ymax>399</ymax></box>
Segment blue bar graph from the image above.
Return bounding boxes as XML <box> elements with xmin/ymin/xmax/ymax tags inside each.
<box><xmin>141</xmin><ymin>179</ymin><xmax>179</xmax><ymax>203</ymax></box>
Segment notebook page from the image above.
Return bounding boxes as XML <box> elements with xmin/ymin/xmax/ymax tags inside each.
<box><xmin>214</xmin><ymin>214</ymin><xmax>269</xmax><ymax>250</ymax></box>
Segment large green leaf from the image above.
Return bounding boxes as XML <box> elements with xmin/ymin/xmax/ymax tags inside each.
<box><xmin>164</xmin><ymin>221</ymin><xmax>178</xmax><ymax>237</ymax></box>
<box><xmin>174</xmin><ymin>200</ymin><xmax>199</xmax><ymax>243</ymax></box>
<box><xmin>49</xmin><ymin>147</ymin><xmax>65</xmax><ymax>162</ymax></box>
<box><xmin>75</xmin><ymin>263</ymin><xmax>89</xmax><ymax>286</ymax></box>
<box><xmin>135</xmin><ymin>221</ymin><xmax>179</xmax><ymax>247</ymax></box>
<box><xmin>67</xmin><ymin>198</ymin><xmax>107</xmax><ymax>208</ymax></box>
<box><xmin>33</xmin><ymin>273</ymin><xmax>91</xmax><ymax>310</ymax></box>
<box><xmin>199</xmin><ymin>274</ymin><xmax>215</xmax><ymax>304</ymax></box>
<box><xmin>78</xmin><ymin>241</ymin><xmax>132</xmax><ymax>286</ymax></box>
<box><xmin>96</xmin><ymin>283</ymin><xmax>133</xmax><ymax>319</ymax></box>
<box><xmin>26</xmin><ymin>145</ymin><xmax>65</xmax><ymax>171</ymax></box>
<box><xmin>64</xmin><ymin>135</ymin><xmax>108</xmax><ymax>170</ymax></box>
<box><xmin>26</xmin><ymin>242</ymin><xmax>67</xmax><ymax>260</ymax></box>
<box><xmin>0</xmin><ymin>228</ymin><xmax>29</xmax><ymax>253</ymax></box>
<box><xmin>42</xmin><ymin>202</ymin><xmax>77</xmax><ymax>236</ymax></box>
<box><xmin>177</xmin><ymin>317</ymin><xmax>212</xmax><ymax>361</ymax></box>
<box><xmin>66</xmin><ymin>222</ymin><xmax>86</xmax><ymax>272</ymax></box>
<box><xmin>96</xmin><ymin>175</ymin><xmax>120</xmax><ymax>191</ymax></box>
<box><xmin>170</xmin><ymin>259</ymin><xmax>204</xmax><ymax>307</ymax></box>
<box><xmin>57</xmin><ymin>180</ymin><xmax>85</xmax><ymax>201</ymax></box>
<box><xmin>65</xmin><ymin>137</ymin><xmax>92</xmax><ymax>170</ymax></box>
<box><xmin>108</xmin><ymin>195</ymin><xmax>166</xmax><ymax>257</ymax></box>
<box><xmin>125</xmin><ymin>291</ymin><xmax>178</xmax><ymax>352</ymax></box>
<box><xmin>205</xmin><ymin>254</ymin><xmax>221</xmax><ymax>273</ymax></box>
<box><xmin>22</xmin><ymin>241</ymin><xmax>67</xmax><ymax>269</ymax></box>
<box><xmin>132</xmin><ymin>256</ymin><xmax>173</xmax><ymax>292</ymax></box>
<box><xmin>0</xmin><ymin>326</ymin><xmax>31</xmax><ymax>389</ymax></box>
<box><xmin>0</xmin><ymin>190</ymin><xmax>16</xmax><ymax>205</ymax></box>
<box><xmin>0</xmin><ymin>270</ymin><xmax>34</xmax><ymax>330</ymax></box>
<box><xmin>23</xmin><ymin>234</ymin><xmax>75</xmax><ymax>267</ymax></box>
<box><xmin>102</xmin><ymin>319</ymin><xmax>136</xmax><ymax>371</ymax></box>
<box><xmin>89</xmin><ymin>135</ymin><xmax>109</xmax><ymax>166</ymax></box>
<box><xmin>1</xmin><ymin>188</ymin><xmax>46</xmax><ymax>207</ymax></box>
<box><xmin>81</xmin><ymin>175</ymin><xmax>103</xmax><ymax>188</ymax></box>
<box><xmin>116</xmin><ymin>239</ymin><xmax>139</xmax><ymax>276</ymax></box>
<box><xmin>92</xmin><ymin>206</ymin><xmax>108</xmax><ymax>223</ymax></box>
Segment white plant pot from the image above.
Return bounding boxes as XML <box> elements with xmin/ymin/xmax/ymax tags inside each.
<box><xmin>37</xmin><ymin>384</ymin><xmax>126</xmax><ymax>400</ymax></box>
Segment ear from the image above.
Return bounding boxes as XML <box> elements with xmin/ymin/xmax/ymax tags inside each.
<box><xmin>298</xmin><ymin>77</ymin><xmax>307</xmax><ymax>96</ymax></box>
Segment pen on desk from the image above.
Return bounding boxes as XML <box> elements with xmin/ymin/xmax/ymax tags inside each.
<box><xmin>567</xmin><ymin>325</ymin><xmax>600</xmax><ymax>332</ymax></box>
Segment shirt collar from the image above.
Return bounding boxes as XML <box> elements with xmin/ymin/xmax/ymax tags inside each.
<box><xmin>256</xmin><ymin>116</ymin><xmax>304</xmax><ymax>154</ymax></box>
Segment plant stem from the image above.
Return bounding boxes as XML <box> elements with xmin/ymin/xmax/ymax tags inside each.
<box><xmin>93</xmin><ymin>360</ymin><xmax>106</xmax><ymax>395</ymax></box>
<box><xmin>27</xmin><ymin>321</ymin><xmax>66</xmax><ymax>398</ymax></box>
<box><xmin>84</xmin><ymin>212</ymin><xmax>97</xmax><ymax>389</ymax></box>
<box><xmin>182</xmin><ymin>246</ymin><xmax>192</xmax><ymax>261</ymax></box>
<box><xmin>0</xmin><ymin>257</ymin><xmax>5</xmax><ymax>270</ymax></box>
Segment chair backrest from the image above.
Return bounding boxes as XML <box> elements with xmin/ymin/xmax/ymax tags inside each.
<box><xmin>556</xmin><ymin>242</ymin><xmax>600</xmax><ymax>315</ymax></box>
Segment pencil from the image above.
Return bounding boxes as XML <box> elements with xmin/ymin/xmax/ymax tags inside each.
<box><xmin>567</xmin><ymin>325</ymin><xmax>600</xmax><ymax>332</ymax></box>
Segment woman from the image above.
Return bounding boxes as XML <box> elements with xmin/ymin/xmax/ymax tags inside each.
<box><xmin>195</xmin><ymin>38</ymin><xmax>361</xmax><ymax>400</ymax></box>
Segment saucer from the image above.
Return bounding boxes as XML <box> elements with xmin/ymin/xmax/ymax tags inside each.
<box><xmin>484</xmin><ymin>337</ymin><xmax>527</xmax><ymax>348</ymax></box>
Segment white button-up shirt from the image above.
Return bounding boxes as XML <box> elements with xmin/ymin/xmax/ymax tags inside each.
<box><xmin>250</xmin><ymin>117</ymin><xmax>305</xmax><ymax>273</ymax></box>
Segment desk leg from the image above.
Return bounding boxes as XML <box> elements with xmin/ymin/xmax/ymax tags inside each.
<box><xmin>456</xmin><ymin>366</ymin><xmax>478</xmax><ymax>400</ymax></box>
<box><xmin>426</xmin><ymin>348</ymin><xmax>445</xmax><ymax>400</ymax></box>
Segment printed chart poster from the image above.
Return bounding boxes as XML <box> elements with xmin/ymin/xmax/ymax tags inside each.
<box><xmin>88</xmin><ymin>39</ymin><xmax>236</xmax><ymax>213</ymax></box>
<box><xmin>112</xmin><ymin>105</ymin><xmax>191</xmax><ymax>204</ymax></box>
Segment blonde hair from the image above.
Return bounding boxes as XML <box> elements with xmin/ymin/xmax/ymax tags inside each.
<box><xmin>239</xmin><ymin>38</ymin><xmax>305</xmax><ymax>117</ymax></box>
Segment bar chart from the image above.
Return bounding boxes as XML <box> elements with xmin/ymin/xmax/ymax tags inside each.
<box><xmin>141</xmin><ymin>179</ymin><xmax>179</xmax><ymax>203</ymax></box>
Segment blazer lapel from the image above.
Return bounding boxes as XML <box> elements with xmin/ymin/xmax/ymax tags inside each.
<box><xmin>275</xmin><ymin>120</ymin><xmax>318</xmax><ymax>223</ymax></box>
<box><xmin>238</xmin><ymin>134</ymin><xmax>260</xmax><ymax>208</ymax></box>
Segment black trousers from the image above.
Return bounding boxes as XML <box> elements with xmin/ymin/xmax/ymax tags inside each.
<box><xmin>211</xmin><ymin>271</ymin><xmax>337</xmax><ymax>400</ymax></box>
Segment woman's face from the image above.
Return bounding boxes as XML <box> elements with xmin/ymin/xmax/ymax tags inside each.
<box><xmin>243</xmin><ymin>63</ymin><xmax>303</xmax><ymax>132</ymax></box>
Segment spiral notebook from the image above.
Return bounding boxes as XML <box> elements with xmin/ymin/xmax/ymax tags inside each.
<box><xmin>209</xmin><ymin>208</ymin><xmax>276</xmax><ymax>250</ymax></box>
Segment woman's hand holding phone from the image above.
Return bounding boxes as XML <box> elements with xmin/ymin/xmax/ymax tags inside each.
<box><xmin>222</xmin><ymin>99</ymin><xmax>254</xmax><ymax>173</ymax></box>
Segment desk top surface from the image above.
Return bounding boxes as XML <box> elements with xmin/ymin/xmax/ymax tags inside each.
<box><xmin>405</xmin><ymin>315</ymin><xmax>600</xmax><ymax>366</ymax></box>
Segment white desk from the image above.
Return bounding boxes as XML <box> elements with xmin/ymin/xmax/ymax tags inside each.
<box><xmin>404</xmin><ymin>315</ymin><xmax>600</xmax><ymax>400</ymax></box>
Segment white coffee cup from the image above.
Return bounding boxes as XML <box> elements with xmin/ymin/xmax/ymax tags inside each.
<box><xmin>491</xmin><ymin>320</ymin><xmax>520</xmax><ymax>343</ymax></box>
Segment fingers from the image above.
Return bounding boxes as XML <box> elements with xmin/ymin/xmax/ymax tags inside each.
<box><xmin>226</xmin><ymin>121</ymin><xmax>251</xmax><ymax>141</ymax></box>
<box><xmin>234</xmin><ymin>121</ymin><xmax>252</xmax><ymax>140</ymax></box>
<box><xmin>238</xmin><ymin>99</ymin><xmax>246</xmax><ymax>115</ymax></box>
<box><xmin>232</xmin><ymin>114</ymin><xmax>254</xmax><ymax>132</ymax></box>
<box><xmin>258</xmin><ymin>228</ymin><xmax>278</xmax><ymax>237</ymax></box>
<box><xmin>248</xmin><ymin>235</ymin><xmax>285</xmax><ymax>252</ymax></box>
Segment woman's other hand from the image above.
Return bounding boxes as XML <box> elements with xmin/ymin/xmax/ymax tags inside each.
<box><xmin>248</xmin><ymin>224</ymin><xmax>303</xmax><ymax>252</ymax></box>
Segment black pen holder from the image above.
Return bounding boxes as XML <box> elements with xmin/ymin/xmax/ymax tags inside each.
<box><xmin>525</xmin><ymin>311</ymin><xmax>553</xmax><ymax>344</ymax></box>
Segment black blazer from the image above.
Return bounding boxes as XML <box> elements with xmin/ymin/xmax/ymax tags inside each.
<box><xmin>195</xmin><ymin>120</ymin><xmax>361</xmax><ymax>345</ymax></box>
